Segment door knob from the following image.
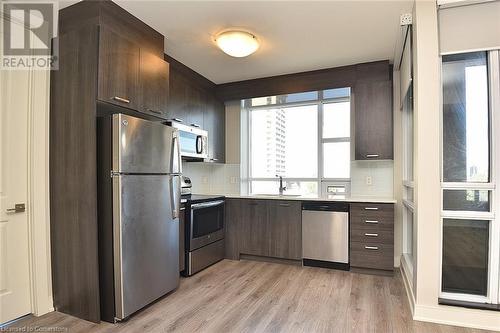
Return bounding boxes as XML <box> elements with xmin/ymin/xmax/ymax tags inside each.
<box><xmin>6</xmin><ymin>203</ymin><xmax>25</xmax><ymax>213</ymax></box>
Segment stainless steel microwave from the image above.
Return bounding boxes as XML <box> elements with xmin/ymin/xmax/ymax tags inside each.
<box><xmin>167</xmin><ymin>121</ymin><xmax>208</xmax><ymax>160</ymax></box>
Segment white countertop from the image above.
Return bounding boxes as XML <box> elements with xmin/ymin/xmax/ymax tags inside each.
<box><xmin>197</xmin><ymin>193</ymin><xmax>396</xmax><ymax>204</ymax></box>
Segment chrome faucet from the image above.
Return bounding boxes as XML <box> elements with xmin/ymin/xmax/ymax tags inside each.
<box><xmin>276</xmin><ymin>175</ymin><xmax>286</xmax><ymax>195</ymax></box>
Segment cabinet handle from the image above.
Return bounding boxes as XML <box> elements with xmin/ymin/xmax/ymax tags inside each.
<box><xmin>364</xmin><ymin>207</ymin><xmax>379</xmax><ymax>210</ymax></box>
<box><xmin>112</xmin><ymin>96</ymin><xmax>130</xmax><ymax>104</ymax></box>
<box><xmin>279</xmin><ymin>203</ymin><xmax>290</xmax><ymax>207</ymax></box>
<box><xmin>147</xmin><ymin>108</ymin><xmax>162</xmax><ymax>114</ymax></box>
<box><xmin>365</xmin><ymin>246</ymin><xmax>379</xmax><ymax>250</ymax></box>
<box><xmin>169</xmin><ymin>118</ymin><xmax>183</xmax><ymax>123</ymax></box>
<box><xmin>210</xmin><ymin>158</ymin><xmax>219</xmax><ymax>162</ymax></box>
<box><xmin>249</xmin><ymin>202</ymin><xmax>259</xmax><ymax>206</ymax></box>
<box><xmin>365</xmin><ymin>220</ymin><xmax>379</xmax><ymax>224</ymax></box>
<box><xmin>190</xmin><ymin>123</ymin><xmax>200</xmax><ymax>128</ymax></box>
<box><xmin>364</xmin><ymin>233</ymin><xmax>378</xmax><ymax>237</ymax></box>
<box><xmin>366</xmin><ymin>154</ymin><xmax>379</xmax><ymax>158</ymax></box>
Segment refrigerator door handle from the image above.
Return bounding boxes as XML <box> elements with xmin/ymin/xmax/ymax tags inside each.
<box><xmin>170</xmin><ymin>176</ymin><xmax>181</xmax><ymax>219</ymax></box>
<box><xmin>171</xmin><ymin>132</ymin><xmax>182</xmax><ymax>174</ymax></box>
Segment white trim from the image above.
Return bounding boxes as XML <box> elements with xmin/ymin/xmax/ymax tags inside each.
<box><xmin>414</xmin><ymin>304</ymin><xmax>500</xmax><ymax>331</ymax></box>
<box><xmin>438</xmin><ymin>0</ymin><xmax>498</xmax><ymax>9</ymax></box>
<box><xmin>441</xmin><ymin>182</ymin><xmax>495</xmax><ymax>189</ymax></box>
<box><xmin>27</xmin><ymin>64</ymin><xmax>53</xmax><ymax>316</ymax></box>
<box><xmin>489</xmin><ymin>50</ymin><xmax>500</xmax><ymax>305</ymax></box>
<box><xmin>440</xmin><ymin>292</ymin><xmax>489</xmax><ymax>303</ymax></box>
<box><xmin>441</xmin><ymin>211</ymin><xmax>494</xmax><ymax>219</ymax></box>
<box><xmin>400</xmin><ymin>259</ymin><xmax>415</xmax><ymax>314</ymax></box>
<box><xmin>441</xmin><ymin>46</ymin><xmax>500</xmax><ymax>56</ymax></box>
<box><xmin>403</xmin><ymin>180</ymin><xmax>414</xmax><ymax>188</ymax></box>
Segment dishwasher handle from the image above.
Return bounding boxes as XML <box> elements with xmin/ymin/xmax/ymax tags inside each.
<box><xmin>302</xmin><ymin>202</ymin><xmax>349</xmax><ymax>212</ymax></box>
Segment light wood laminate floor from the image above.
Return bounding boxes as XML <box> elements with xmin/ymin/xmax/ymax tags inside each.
<box><xmin>6</xmin><ymin>259</ymin><xmax>493</xmax><ymax>333</ymax></box>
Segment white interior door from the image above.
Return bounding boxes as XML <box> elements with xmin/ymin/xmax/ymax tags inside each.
<box><xmin>0</xmin><ymin>50</ymin><xmax>32</xmax><ymax>325</ymax></box>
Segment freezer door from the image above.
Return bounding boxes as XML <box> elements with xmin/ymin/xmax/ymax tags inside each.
<box><xmin>112</xmin><ymin>114</ymin><xmax>180</xmax><ymax>174</ymax></box>
<box><xmin>113</xmin><ymin>174</ymin><xmax>179</xmax><ymax>320</ymax></box>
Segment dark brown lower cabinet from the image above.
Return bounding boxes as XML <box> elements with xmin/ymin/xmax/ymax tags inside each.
<box><xmin>268</xmin><ymin>201</ymin><xmax>302</xmax><ymax>260</ymax></box>
<box><xmin>349</xmin><ymin>203</ymin><xmax>395</xmax><ymax>272</ymax></box>
<box><xmin>225</xmin><ymin>199</ymin><xmax>302</xmax><ymax>261</ymax></box>
<box><xmin>239</xmin><ymin>200</ymin><xmax>270</xmax><ymax>257</ymax></box>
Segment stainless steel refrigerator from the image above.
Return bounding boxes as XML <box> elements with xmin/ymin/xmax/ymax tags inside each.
<box><xmin>97</xmin><ymin>113</ymin><xmax>182</xmax><ymax>322</ymax></box>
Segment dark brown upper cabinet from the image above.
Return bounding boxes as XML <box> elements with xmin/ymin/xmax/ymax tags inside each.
<box><xmin>98</xmin><ymin>27</ymin><xmax>140</xmax><ymax>110</ymax></box>
<box><xmin>167</xmin><ymin>56</ymin><xmax>226</xmax><ymax>163</ymax></box>
<box><xmin>139</xmin><ymin>50</ymin><xmax>170</xmax><ymax>118</ymax></box>
<box><xmin>354</xmin><ymin>80</ymin><xmax>393</xmax><ymax>160</ymax></box>
<box><xmin>204</xmin><ymin>97</ymin><xmax>225</xmax><ymax>163</ymax></box>
<box><xmin>98</xmin><ymin>27</ymin><xmax>169</xmax><ymax>118</ymax></box>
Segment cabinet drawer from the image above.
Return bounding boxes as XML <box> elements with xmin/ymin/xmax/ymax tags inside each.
<box><xmin>350</xmin><ymin>241</ymin><xmax>394</xmax><ymax>271</ymax></box>
<box><xmin>350</xmin><ymin>227</ymin><xmax>393</xmax><ymax>244</ymax></box>
<box><xmin>350</xmin><ymin>214</ymin><xmax>394</xmax><ymax>230</ymax></box>
<box><xmin>350</xmin><ymin>203</ymin><xmax>394</xmax><ymax>216</ymax></box>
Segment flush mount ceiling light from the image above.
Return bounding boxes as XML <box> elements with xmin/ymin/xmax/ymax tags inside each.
<box><xmin>214</xmin><ymin>30</ymin><xmax>259</xmax><ymax>58</ymax></box>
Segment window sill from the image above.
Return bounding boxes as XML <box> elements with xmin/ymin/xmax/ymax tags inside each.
<box><xmin>438</xmin><ymin>298</ymin><xmax>500</xmax><ymax>312</ymax></box>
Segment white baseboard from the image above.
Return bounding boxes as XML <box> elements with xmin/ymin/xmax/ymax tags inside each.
<box><xmin>399</xmin><ymin>256</ymin><xmax>415</xmax><ymax>314</ymax></box>
<box><xmin>414</xmin><ymin>304</ymin><xmax>500</xmax><ymax>331</ymax></box>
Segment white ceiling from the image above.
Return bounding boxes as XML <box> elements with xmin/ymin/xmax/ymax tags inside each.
<box><xmin>59</xmin><ymin>1</ymin><xmax>413</xmax><ymax>84</ymax></box>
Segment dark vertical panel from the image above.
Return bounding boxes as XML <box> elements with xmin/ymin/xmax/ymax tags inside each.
<box><xmin>50</xmin><ymin>25</ymin><xmax>101</xmax><ymax>322</ymax></box>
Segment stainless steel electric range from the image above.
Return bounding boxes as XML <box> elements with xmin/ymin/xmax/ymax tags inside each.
<box><xmin>180</xmin><ymin>177</ymin><xmax>225</xmax><ymax>276</ymax></box>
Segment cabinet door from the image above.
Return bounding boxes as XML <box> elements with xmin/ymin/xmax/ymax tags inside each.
<box><xmin>204</xmin><ymin>97</ymin><xmax>225</xmax><ymax>163</ymax></box>
<box><xmin>168</xmin><ymin>68</ymin><xmax>189</xmax><ymax>122</ymax></box>
<box><xmin>139</xmin><ymin>50</ymin><xmax>169</xmax><ymax>118</ymax></box>
<box><xmin>186</xmin><ymin>86</ymin><xmax>204</xmax><ymax>128</ymax></box>
<box><xmin>239</xmin><ymin>200</ymin><xmax>269</xmax><ymax>257</ymax></box>
<box><xmin>224</xmin><ymin>199</ymin><xmax>240</xmax><ymax>260</ymax></box>
<box><xmin>268</xmin><ymin>201</ymin><xmax>302</xmax><ymax>260</ymax></box>
<box><xmin>98</xmin><ymin>27</ymin><xmax>140</xmax><ymax>110</ymax></box>
<box><xmin>354</xmin><ymin>80</ymin><xmax>393</xmax><ymax>160</ymax></box>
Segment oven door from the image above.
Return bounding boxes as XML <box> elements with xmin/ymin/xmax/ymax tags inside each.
<box><xmin>189</xmin><ymin>200</ymin><xmax>225</xmax><ymax>250</ymax></box>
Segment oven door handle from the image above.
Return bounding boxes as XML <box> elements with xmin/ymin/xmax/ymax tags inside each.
<box><xmin>191</xmin><ymin>200</ymin><xmax>224</xmax><ymax>209</ymax></box>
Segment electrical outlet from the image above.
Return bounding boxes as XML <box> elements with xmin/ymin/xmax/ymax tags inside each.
<box><xmin>230</xmin><ymin>176</ymin><xmax>237</xmax><ymax>184</ymax></box>
<box><xmin>400</xmin><ymin>13</ymin><xmax>412</xmax><ymax>26</ymax></box>
<box><xmin>202</xmin><ymin>176</ymin><xmax>209</xmax><ymax>184</ymax></box>
<box><xmin>365</xmin><ymin>176</ymin><xmax>373</xmax><ymax>186</ymax></box>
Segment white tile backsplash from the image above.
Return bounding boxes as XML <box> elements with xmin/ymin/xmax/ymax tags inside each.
<box><xmin>183</xmin><ymin>160</ymin><xmax>394</xmax><ymax>198</ymax></box>
<box><xmin>182</xmin><ymin>162</ymin><xmax>240</xmax><ymax>195</ymax></box>
<box><xmin>350</xmin><ymin>160</ymin><xmax>394</xmax><ymax>197</ymax></box>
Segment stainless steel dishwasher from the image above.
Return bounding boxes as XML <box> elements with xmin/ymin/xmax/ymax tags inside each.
<box><xmin>302</xmin><ymin>202</ymin><xmax>349</xmax><ymax>270</ymax></box>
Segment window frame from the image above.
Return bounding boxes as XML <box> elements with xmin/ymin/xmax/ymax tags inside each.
<box><xmin>439</xmin><ymin>50</ymin><xmax>500</xmax><ymax>305</ymax></box>
<box><xmin>245</xmin><ymin>89</ymin><xmax>352</xmax><ymax>196</ymax></box>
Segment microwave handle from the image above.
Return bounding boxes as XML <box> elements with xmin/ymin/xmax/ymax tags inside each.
<box><xmin>196</xmin><ymin>135</ymin><xmax>203</xmax><ymax>154</ymax></box>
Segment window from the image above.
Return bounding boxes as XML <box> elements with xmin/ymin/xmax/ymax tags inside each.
<box><xmin>244</xmin><ymin>88</ymin><xmax>351</xmax><ymax>196</ymax></box>
<box><xmin>440</xmin><ymin>51</ymin><xmax>500</xmax><ymax>304</ymax></box>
